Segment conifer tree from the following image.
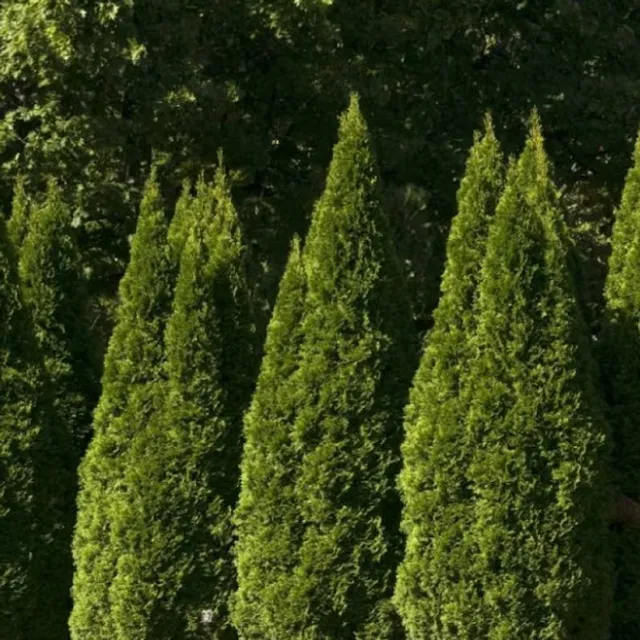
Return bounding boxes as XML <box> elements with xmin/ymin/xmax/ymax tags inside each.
<box><xmin>20</xmin><ymin>179</ymin><xmax>97</xmax><ymax>454</ymax></box>
<box><xmin>233</xmin><ymin>95</ymin><xmax>416</xmax><ymax>639</ymax></box>
<box><xmin>15</xmin><ymin>180</ymin><xmax>96</xmax><ymax>638</ymax></box>
<box><xmin>0</xmin><ymin>215</ymin><xmax>44</xmax><ymax>639</ymax></box>
<box><xmin>394</xmin><ymin>118</ymin><xmax>504</xmax><ymax>637</ymax></box>
<box><xmin>450</xmin><ymin>116</ymin><xmax>612</xmax><ymax>639</ymax></box>
<box><xmin>232</xmin><ymin>236</ymin><xmax>307</xmax><ymax>638</ymax></box>
<box><xmin>107</xmin><ymin>166</ymin><xmax>258</xmax><ymax>640</ymax></box>
<box><xmin>7</xmin><ymin>175</ymin><xmax>32</xmax><ymax>251</ymax></box>
<box><xmin>602</xmin><ymin>132</ymin><xmax>640</xmax><ymax>637</ymax></box>
<box><xmin>70</xmin><ymin>171</ymin><xmax>176</xmax><ymax>640</ymax></box>
<box><xmin>168</xmin><ymin>178</ymin><xmax>194</xmax><ymax>260</ymax></box>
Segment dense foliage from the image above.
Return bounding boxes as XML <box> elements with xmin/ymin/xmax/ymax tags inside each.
<box><xmin>395</xmin><ymin>117</ymin><xmax>504</xmax><ymax>637</ymax></box>
<box><xmin>602</xmin><ymin>132</ymin><xmax>640</xmax><ymax>638</ymax></box>
<box><xmin>452</xmin><ymin>117</ymin><xmax>612</xmax><ymax>639</ymax></box>
<box><xmin>108</xmin><ymin>167</ymin><xmax>258</xmax><ymax>639</ymax></box>
<box><xmin>70</xmin><ymin>173</ymin><xmax>176</xmax><ymax>640</ymax></box>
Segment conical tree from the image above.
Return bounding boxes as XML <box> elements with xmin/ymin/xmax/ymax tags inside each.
<box><xmin>70</xmin><ymin>171</ymin><xmax>177</xmax><ymax>640</ymax></box>
<box><xmin>0</xmin><ymin>216</ymin><xmax>47</xmax><ymax>639</ymax></box>
<box><xmin>394</xmin><ymin>117</ymin><xmax>504</xmax><ymax>637</ymax></box>
<box><xmin>601</xmin><ymin>131</ymin><xmax>640</xmax><ymax>637</ymax></box>
<box><xmin>232</xmin><ymin>235</ymin><xmax>307</xmax><ymax>638</ymax></box>
<box><xmin>7</xmin><ymin>174</ymin><xmax>32</xmax><ymax>251</ymax></box>
<box><xmin>107</xmin><ymin>166</ymin><xmax>259</xmax><ymax>640</ymax></box>
<box><xmin>233</xmin><ymin>95</ymin><xmax>416</xmax><ymax>639</ymax></box>
<box><xmin>453</xmin><ymin>115</ymin><xmax>612</xmax><ymax>639</ymax></box>
<box><xmin>16</xmin><ymin>180</ymin><xmax>97</xmax><ymax>638</ymax></box>
<box><xmin>168</xmin><ymin>178</ymin><xmax>195</xmax><ymax>261</ymax></box>
<box><xmin>20</xmin><ymin>179</ymin><xmax>97</xmax><ymax>454</ymax></box>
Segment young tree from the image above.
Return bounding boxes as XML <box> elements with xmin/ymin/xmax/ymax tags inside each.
<box><xmin>70</xmin><ymin>172</ymin><xmax>176</xmax><ymax>640</ymax></box>
<box><xmin>453</xmin><ymin>116</ymin><xmax>612</xmax><ymax>639</ymax></box>
<box><xmin>7</xmin><ymin>175</ymin><xmax>32</xmax><ymax>251</ymax></box>
<box><xmin>394</xmin><ymin>117</ymin><xmax>504</xmax><ymax>637</ymax></box>
<box><xmin>14</xmin><ymin>180</ymin><xmax>97</xmax><ymax>638</ymax></box>
<box><xmin>602</xmin><ymin>132</ymin><xmax>640</xmax><ymax>637</ymax></box>
<box><xmin>233</xmin><ymin>95</ymin><xmax>416</xmax><ymax>638</ymax></box>
<box><xmin>107</xmin><ymin>166</ymin><xmax>258</xmax><ymax>640</ymax></box>
<box><xmin>232</xmin><ymin>235</ymin><xmax>307</xmax><ymax>638</ymax></box>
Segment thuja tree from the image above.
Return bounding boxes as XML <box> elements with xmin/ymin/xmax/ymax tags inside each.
<box><xmin>7</xmin><ymin>175</ymin><xmax>32</xmax><ymax>251</ymax></box>
<box><xmin>243</xmin><ymin>95</ymin><xmax>415</xmax><ymax>639</ymax></box>
<box><xmin>16</xmin><ymin>180</ymin><xmax>97</xmax><ymax>638</ymax></box>
<box><xmin>108</xmin><ymin>167</ymin><xmax>258</xmax><ymax>640</ymax></box>
<box><xmin>20</xmin><ymin>179</ymin><xmax>97</xmax><ymax>454</ymax></box>
<box><xmin>457</xmin><ymin>116</ymin><xmax>612</xmax><ymax>639</ymax></box>
<box><xmin>394</xmin><ymin>117</ymin><xmax>504</xmax><ymax>637</ymax></box>
<box><xmin>601</xmin><ymin>131</ymin><xmax>640</xmax><ymax>637</ymax></box>
<box><xmin>70</xmin><ymin>172</ymin><xmax>176</xmax><ymax>640</ymax></box>
<box><xmin>232</xmin><ymin>236</ymin><xmax>307</xmax><ymax>638</ymax></box>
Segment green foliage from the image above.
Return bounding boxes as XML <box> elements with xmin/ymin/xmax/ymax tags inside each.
<box><xmin>7</xmin><ymin>175</ymin><xmax>31</xmax><ymax>251</ymax></box>
<box><xmin>20</xmin><ymin>179</ymin><xmax>97</xmax><ymax>453</ymax></box>
<box><xmin>601</xmin><ymin>131</ymin><xmax>640</xmax><ymax>637</ymax></box>
<box><xmin>395</xmin><ymin>116</ymin><xmax>504</xmax><ymax>638</ymax></box>
<box><xmin>232</xmin><ymin>235</ymin><xmax>307</xmax><ymax>638</ymax></box>
<box><xmin>107</xmin><ymin>166</ymin><xmax>258</xmax><ymax>639</ymax></box>
<box><xmin>70</xmin><ymin>172</ymin><xmax>176</xmax><ymax>640</ymax></box>
<box><xmin>448</xmin><ymin>116</ymin><xmax>612</xmax><ymax>639</ymax></box>
<box><xmin>234</xmin><ymin>95</ymin><xmax>416</xmax><ymax>639</ymax></box>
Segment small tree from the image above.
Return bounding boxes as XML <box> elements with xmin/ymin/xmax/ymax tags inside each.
<box><xmin>70</xmin><ymin>171</ymin><xmax>177</xmax><ymax>640</ymax></box>
<box><xmin>232</xmin><ymin>235</ymin><xmax>307</xmax><ymax>638</ymax></box>
<box><xmin>602</xmin><ymin>131</ymin><xmax>640</xmax><ymax>637</ymax></box>
<box><xmin>455</xmin><ymin>115</ymin><xmax>612</xmax><ymax>639</ymax></box>
<box><xmin>109</xmin><ymin>165</ymin><xmax>258</xmax><ymax>639</ymax></box>
<box><xmin>394</xmin><ymin>117</ymin><xmax>504</xmax><ymax>637</ymax></box>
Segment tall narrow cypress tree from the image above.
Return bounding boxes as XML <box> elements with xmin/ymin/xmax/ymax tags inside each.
<box><xmin>7</xmin><ymin>175</ymin><xmax>32</xmax><ymax>251</ymax></box>
<box><xmin>16</xmin><ymin>180</ymin><xmax>96</xmax><ymax>638</ymax></box>
<box><xmin>455</xmin><ymin>116</ymin><xmax>612</xmax><ymax>639</ymax></box>
<box><xmin>232</xmin><ymin>235</ymin><xmax>307</xmax><ymax>638</ymax></box>
<box><xmin>70</xmin><ymin>171</ymin><xmax>176</xmax><ymax>640</ymax></box>
<box><xmin>0</xmin><ymin>216</ymin><xmax>47</xmax><ymax>639</ymax></box>
<box><xmin>394</xmin><ymin>118</ymin><xmax>504</xmax><ymax>637</ymax></box>
<box><xmin>602</xmin><ymin>132</ymin><xmax>640</xmax><ymax>637</ymax></box>
<box><xmin>108</xmin><ymin>166</ymin><xmax>258</xmax><ymax>639</ymax></box>
<box><xmin>234</xmin><ymin>95</ymin><xmax>415</xmax><ymax>638</ymax></box>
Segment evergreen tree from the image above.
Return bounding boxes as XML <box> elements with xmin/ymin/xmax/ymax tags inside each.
<box><xmin>20</xmin><ymin>179</ymin><xmax>97</xmax><ymax>454</ymax></box>
<box><xmin>232</xmin><ymin>235</ymin><xmax>307</xmax><ymax>638</ymax></box>
<box><xmin>602</xmin><ymin>132</ymin><xmax>640</xmax><ymax>637</ymax></box>
<box><xmin>70</xmin><ymin>172</ymin><xmax>176</xmax><ymax>640</ymax></box>
<box><xmin>15</xmin><ymin>180</ymin><xmax>96</xmax><ymax>638</ymax></box>
<box><xmin>452</xmin><ymin>116</ymin><xmax>612</xmax><ymax>639</ymax></box>
<box><xmin>7</xmin><ymin>175</ymin><xmax>32</xmax><ymax>251</ymax></box>
<box><xmin>0</xmin><ymin>216</ymin><xmax>44</xmax><ymax>639</ymax></box>
<box><xmin>108</xmin><ymin>166</ymin><xmax>258</xmax><ymax>639</ymax></box>
<box><xmin>233</xmin><ymin>95</ymin><xmax>416</xmax><ymax>638</ymax></box>
<box><xmin>394</xmin><ymin>118</ymin><xmax>504</xmax><ymax>637</ymax></box>
<box><xmin>168</xmin><ymin>178</ymin><xmax>195</xmax><ymax>260</ymax></box>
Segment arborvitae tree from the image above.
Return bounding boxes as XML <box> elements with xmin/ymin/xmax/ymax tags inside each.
<box><xmin>394</xmin><ymin>118</ymin><xmax>504</xmax><ymax>637</ymax></box>
<box><xmin>168</xmin><ymin>178</ymin><xmax>194</xmax><ymax>260</ymax></box>
<box><xmin>0</xmin><ymin>216</ymin><xmax>45</xmax><ymax>639</ymax></box>
<box><xmin>7</xmin><ymin>175</ymin><xmax>32</xmax><ymax>251</ymax></box>
<box><xmin>602</xmin><ymin>132</ymin><xmax>640</xmax><ymax>637</ymax></box>
<box><xmin>20</xmin><ymin>179</ymin><xmax>97</xmax><ymax>454</ymax></box>
<box><xmin>107</xmin><ymin>166</ymin><xmax>258</xmax><ymax>640</ymax></box>
<box><xmin>233</xmin><ymin>95</ymin><xmax>416</xmax><ymax>639</ymax></box>
<box><xmin>452</xmin><ymin>116</ymin><xmax>612</xmax><ymax>639</ymax></box>
<box><xmin>14</xmin><ymin>180</ymin><xmax>96</xmax><ymax>638</ymax></box>
<box><xmin>70</xmin><ymin>172</ymin><xmax>176</xmax><ymax>640</ymax></box>
<box><xmin>232</xmin><ymin>236</ymin><xmax>307</xmax><ymax>638</ymax></box>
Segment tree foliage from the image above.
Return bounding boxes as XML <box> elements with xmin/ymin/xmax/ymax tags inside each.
<box><xmin>395</xmin><ymin>117</ymin><xmax>504</xmax><ymax>637</ymax></box>
<box><xmin>70</xmin><ymin>172</ymin><xmax>176</xmax><ymax>640</ymax></box>
<box><xmin>450</xmin><ymin>116</ymin><xmax>612</xmax><ymax>639</ymax></box>
<box><xmin>107</xmin><ymin>166</ymin><xmax>258</xmax><ymax>639</ymax></box>
<box><xmin>601</xmin><ymin>131</ymin><xmax>640</xmax><ymax>638</ymax></box>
